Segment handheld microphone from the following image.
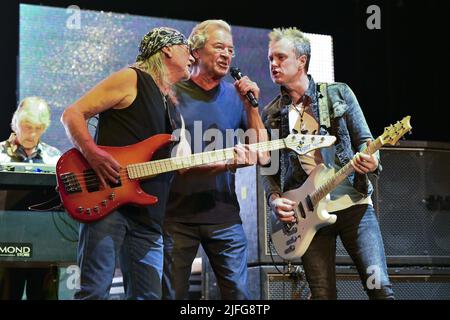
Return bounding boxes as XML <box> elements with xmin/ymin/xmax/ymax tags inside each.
<box><xmin>230</xmin><ymin>67</ymin><xmax>259</xmax><ymax>107</ymax></box>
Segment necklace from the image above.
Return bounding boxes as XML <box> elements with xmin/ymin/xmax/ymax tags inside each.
<box><xmin>291</xmin><ymin>102</ymin><xmax>308</xmax><ymax>134</ymax></box>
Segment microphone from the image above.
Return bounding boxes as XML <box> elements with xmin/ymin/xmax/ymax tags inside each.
<box><xmin>230</xmin><ymin>67</ymin><xmax>259</xmax><ymax>107</ymax></box>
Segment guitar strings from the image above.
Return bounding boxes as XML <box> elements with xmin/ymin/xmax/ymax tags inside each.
<box><xmin>61</xmin><ymin>139</ymin><xmax>291</xmax><ymax>189</ymax></box>
<box><xmin>64</xmin><ymin>136</ymin><xmax>324</xmax><ymax>190</ymax></box>
<box><xmin>61</xmin><ymin>139</ymin><xmax>286</xmax><ymax>181</ymax></box>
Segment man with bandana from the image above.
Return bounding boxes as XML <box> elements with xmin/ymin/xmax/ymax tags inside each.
<box><xmin>0</xmin><ymin>97</ymin><xmax>61</xmax><ymax>300</ymax></box>
<box><xmin>61</xmin><ymin>27</ymin><xmax>194</xmax><ymax>299</ymax></box>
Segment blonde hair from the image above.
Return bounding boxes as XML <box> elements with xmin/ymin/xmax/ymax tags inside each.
<box><xmin>135</xmin><ymin>51</ymin><xmax>169</xmax><ymax>90</ymax></box>
<box><xmin>189</xmin><ymin>19</ymin><xmax>232</xmax><ymax>51</ymax></box>
<box><xmin>269</xmin><ymin>27</ymin><xmax>311</xmax><ymax>71</ymax></box>
<box><xmin>134</xmin><ymin>51</ymin><xmax>179</xmax><ymax>103</ymax></box>
<box><xmin>11</xmin><ymin>96</ymin><xmax>51</xmax><ymax>132</ymax></box>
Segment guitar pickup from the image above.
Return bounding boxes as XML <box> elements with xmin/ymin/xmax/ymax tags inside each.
<box><xmin>84</xmin><ymin>169</ymin><xmax>100</xmax><ymax>193</ymax></box>
<box><xmin>108</xmin><ymin>176</ymin><xmax>122</xmax><ymax>188</ymax></box>
<box><xmin>298</xmin><ymin>202</ymin><xmax>306</xmax><ymax>219</ymax></box>
<box><xmin>305</xmin><ymin>195</ymin><xmax>314</xmax><ymax>211</ymax></box>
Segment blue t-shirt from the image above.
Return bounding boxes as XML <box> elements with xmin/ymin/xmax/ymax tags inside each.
<box><xmin>165</xmin><ymin>79</ymin><xmax>247</xmax><ymax>224</ymax></box>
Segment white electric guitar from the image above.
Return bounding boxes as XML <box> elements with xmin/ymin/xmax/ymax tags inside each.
<box><xmin>270</xmin><ymin>116</ymin><xmax>412</xmax><ymax>260</ymax></box>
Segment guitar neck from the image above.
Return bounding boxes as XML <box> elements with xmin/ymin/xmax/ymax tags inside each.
<box><xmin>127</xmin><ymin>139</ymin><xmax>286</xmax><ymax>180</ymax></box>
<box><xmin>310</xmin><ymin>137</ymin><xmax>383</xmax><ymax>205</ymax></box>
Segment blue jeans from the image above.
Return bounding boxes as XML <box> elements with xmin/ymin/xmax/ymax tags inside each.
<box><xmin>163</xmin><ymin>221</ymin><xmax>250</xmax><ymax>299</ymax></box>
<box><xmin>301</xmin><ymin>204</ymin><xmax>394</xmax><ymax>299</ymax></box>
<box><xmin>75</xmin><ymin>209</ymin><xmax>164</xmax><ymax>300</ymax></box>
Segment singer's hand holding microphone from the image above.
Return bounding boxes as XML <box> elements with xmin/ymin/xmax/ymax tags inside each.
<box><xmin>230</xmin><ymin>67</ymin><xmax>260</xmax><ymax>108</ymax></box>
<box><xmin>229</xmin><ymin>67</ymin><xmax>270</xmax><ymax>168</ymax></box>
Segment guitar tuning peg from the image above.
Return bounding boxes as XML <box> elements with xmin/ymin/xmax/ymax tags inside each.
<box><xmin>401</xmin><ymin>131</ymin><xmax>412</xmax><ymax>140</ymax></box>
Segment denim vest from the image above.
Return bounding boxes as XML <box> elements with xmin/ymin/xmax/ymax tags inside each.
<box><xmin>261</xmin><ymin>76</ymin><xmax>381</xmax><ymax>200</ymax></box>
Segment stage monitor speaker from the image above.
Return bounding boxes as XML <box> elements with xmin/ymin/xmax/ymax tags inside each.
<box><xmin>239</xmin><ymin>166</ymin><xmax>302</xmax><ymax>265</ymax></box>
<box><xmin>203</xmin><ymin>263</ymin><xmax>450</xmax><ymax>300</ymax></box>
<box><xmin>237</xmin><ymin>166</ymin><xmax>295</xmax><ymax>265</ymax></box>
<box><xmin>337</xmin><ymin>141</ymin><xmax>450</xmax><ymax>266</ymax></box>
<box><xmin>335</xmin><ymin>265</ymin><xmax>450</xmax><ymax>300</ymax></box>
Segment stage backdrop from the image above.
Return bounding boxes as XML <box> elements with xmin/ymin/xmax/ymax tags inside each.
<box><xmin>19</xmin><ymin>4</ymin><xmax>334</xmax><ymax>152</ymax></box>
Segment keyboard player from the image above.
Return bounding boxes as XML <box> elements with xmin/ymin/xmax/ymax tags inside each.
<box><xmin>0</xmin><ymin>97</ymin><xmax>61</xmax><ymax>300</ymax></box>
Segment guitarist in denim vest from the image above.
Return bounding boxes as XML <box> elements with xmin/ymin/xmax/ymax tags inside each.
<box><xmin>261</xmin><ymin>27</ymin><xmax>394</xmax><ymax>299</ymax></box>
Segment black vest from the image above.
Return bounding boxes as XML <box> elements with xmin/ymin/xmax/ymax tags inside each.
<box><xmin>95</xmin><ymin>67</ymin><xmax>172</xmax><ymax>147</ymax></box>
<box><xmin>94</xmin><ymin>67</ymin><xmax>175</xmax><ymax>226</ymax></box>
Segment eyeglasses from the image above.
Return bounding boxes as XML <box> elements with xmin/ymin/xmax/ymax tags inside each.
<box><xmin>209</xmin><ymin>43</ymin><xmax>235</xmax><ymax>58</ymax></box>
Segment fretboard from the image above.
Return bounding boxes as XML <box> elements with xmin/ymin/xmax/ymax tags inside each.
<box><xmin>126</xmin><ymin>139</ymin><xmax>286</xmax><ymax>180</ymax></box>
<box><xmin>310</xmin><ymin>137</ymin><xmax>383</xmax><ymax>205</ymax></box>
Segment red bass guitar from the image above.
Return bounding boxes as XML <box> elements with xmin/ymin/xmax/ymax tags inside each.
<box><xmin>56</xmin><ymin>133</ymin><xmax>336</xmax><ymax>222</ymax></box>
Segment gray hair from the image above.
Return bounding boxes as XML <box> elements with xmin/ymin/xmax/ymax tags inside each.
<box><xmin>11</xmin><ymin>97</ymin><xmax>51</xmax><ymax>132</ymax></box>
<box><xmin>189</xmin><ymin>19</ymin><xmax>232</xmax><ymax>51</ymax></box>
<box><xmin>269</xmin><ymin>27</ymin><xmax>311</xmax><ymax>71</ymax></box>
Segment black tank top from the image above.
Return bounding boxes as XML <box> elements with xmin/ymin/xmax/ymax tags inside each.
<box><xmin>95</xmin><ymin>67</ymin><xmax>172</xmax><ymax>147</ymax></box>
<box><xmin>94</xmin><ymin>67</ymin><xmax>175</xmax><ymax>227</ymax></box>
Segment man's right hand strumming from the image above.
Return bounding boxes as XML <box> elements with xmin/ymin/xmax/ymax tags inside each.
<box><xmin>269</xmin><ymin>193</ymin><xmax>297</xmax><ymax>223</ymax></box>
<box><xmin>84</xmin><ymin>143</ymin><xmax>121</xmax><ymax>188</ymax></box>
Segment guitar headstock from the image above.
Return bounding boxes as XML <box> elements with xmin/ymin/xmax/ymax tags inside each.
<box><xmin>284</xmin><ymin>134</ymin><xmax>336</xmax><ymax>155</ymax></box>
<box><xmin>379</xmin><ymin>116</ymin><xmax>412</xmax><ymax>146</ymax></box>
